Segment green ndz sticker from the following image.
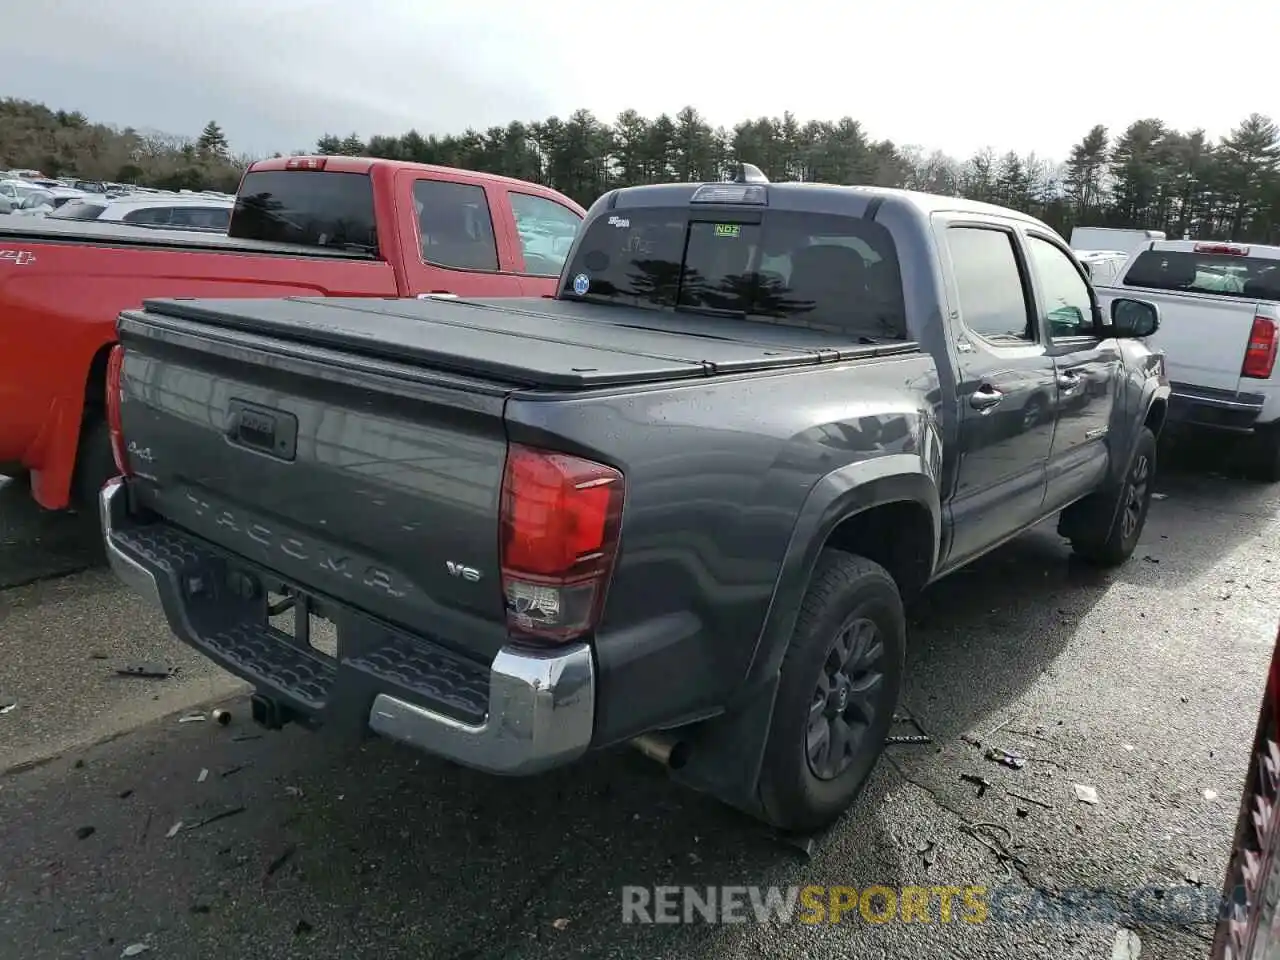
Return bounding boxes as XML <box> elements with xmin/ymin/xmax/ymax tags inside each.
<box><xmin>713</xmin><ymin>223</ymin><xmax>741</xmax><ymax>238</ymax></box>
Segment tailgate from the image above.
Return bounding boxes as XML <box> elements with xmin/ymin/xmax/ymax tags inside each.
<box><xmin>115</xmin><ymin>307</ymin><xmax>512</xmax><ymax>662</ymax></box>
<box><xmin>1143</xmin><ymin>292</ymin><xmax>1262</xmax><ymax>392</ymax></box>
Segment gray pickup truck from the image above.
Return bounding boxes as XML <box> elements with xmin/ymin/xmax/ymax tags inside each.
<box><xmin>100</xmin><ymin>171</ymin><xmax>1171</xmax><ymax>832</ymax></box>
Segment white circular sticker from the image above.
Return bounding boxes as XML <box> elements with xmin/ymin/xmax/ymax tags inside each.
<box><xmin>572</xmin><ymin>273</ymin><xmax>590</xmax><ymax>296</ymax></box>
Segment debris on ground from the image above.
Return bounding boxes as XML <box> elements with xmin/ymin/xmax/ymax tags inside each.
<box><xmin>115</xmin><ymin>664</ymin><xmax>175</xmax><ymax>679</ymax></box>
<box><xmin>212</xmin><ymin>708</ymin><xmax>231</xmax><ymax>726</ymax></box>
<box><xmin>0</xmin><ymin>698</ymin><xmax>16</xmax><ymax>715</ymax></box>
<box><xmin>961</xmin><ymin>773</ymin><xmax>992</xmax><ymax>797</ymax></box>
<box><xmin>1184</xmin><ymin>870</ymin><xmax>1202</xmax><ymax>886</ymax></box>
<box><xmin>984</xmin><ymin>746</ymin><xmax>1027</xmax><ymax>770</ymax></box>
<box><xmin>916</xmin><ymin>840</ymin><xmax>937</xmax><ymax>867</ymax></box>
<box><xmin>1008</xmin><ymin>790</ymin><xmax>1054</xmax><ymax>810</ymax></box>
<box><xmin>294</xmin><ymin>919</ymin><xmax>314</xmax><ymax>937</ymax></box>
<box><xmin>187</xmin><ymin>806</ymin><xmax>247</xmax><ymax>832</ymax></box>
<box><xmin>886</xmin><ymin>707</ymin><xmax>933</xmax><ymax>745</ymax></box>
<box><xmin>1142</xmin><ymin>555</ymin><xmax>1160</xmax><ymax>564</ymax></box>
<box><xmin>118</xmin><ymin>789</ymin><xmax>133</xmax><ymax>799</ymax></box>
<box><xmin>75</xmin><ymin>825</ymin><xmax>95</xmax><ymax>840</ymax></box>
<box><xmin>1074</xmin><ymin>783</ymin><xmax>1100</xmax><ymax>805</ymax></box>
<box><xmin>984</xmin><ymin>718</ymin><xmax>1012</xmax><ymax>738</ymax></box>
<box><xmin>960</xmin><ymin>733</ymin><xmax>983</xmax><ymax>748</ymax></box>
<box><xmin>178</xmin><ymin>713</ymin><xmax>206</xmax><ymax>724</ymax></box>
<box><xmin>264</xmin><ymin>844</ymin><xmax>297</xmax><ymax>880</ymax></box>
<box><xmin>230</xmin><ymin>733</ymin><xmax>262</xmax><ymax>743</ymax></box>
<box><xmin>120</xmin><ymin>943</ymin><xmax>151</xmax><ymax>957</ymax></box>
<box><xmin>165</xmin><ymin>821</ymin><xmax>184</xmax><ymax>839</ymax></box>
<box><xmin>196</xmin><ymin>768</ymin><xmax>209</xmax><ymax>783</ymax></box>
<box><xmin>220</xmin><ymin>763</ymin><xmax>249</xmax><ymax>779</ymax></box>
<box><xmin>961</xmin><ymin>822</ymin><xmax>1026</xmax><ymax>873</ymax></box>
<box><xmin>1204</xmin><ymin>789</ymin><xmax>1219</xmax><ymax>801</ymax></box>
<box><xmin>552</xmin><ymin>918</ymin><xmax>571</xmax><ymax>931</ymax></box>
<box><xmin>284</xmin><ymin>785</ymin><xmax>304</xmax><ymax>799</ymax></box>
<box><xmin>1110</xmin><ymin>927</ymin><xmax>1142</xmax><ymax>959</ymax></box>
<box><xmin>1015</xmin><ymin>807</ymin><xmax>1028</xmax><ymax>818</ymax></box>
<box><xmin>1151</xmin><ymin>492</ymin><xmax>1168</xmax><ymax>500</ymax></box>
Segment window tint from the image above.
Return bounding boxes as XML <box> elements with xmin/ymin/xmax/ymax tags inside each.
<box><xmin>946</xmin><ymin>227</ymin><xmax>1033</xmax><ymax>342</ymax></box>
<box><xmin>561</xmin><ymin>209</ymin><xmax>906</xmax><ymax>340</ymax></box>
<box><xmin>122</xmin><ymin>207</ymin><xmax>172</xmax><ymax>225</ymax></box>
<box><xmin>413</xmin><ymin>179</ymin><xmax>498</xmax><ymax>272</ymax></box>
<box><xmin>509</xmin><ymin>192</ymin><xmax>582</xmax><ymax>276</ymax></box>
<box><xmin>1026</xmin><ymin>236</ymin><xmax>1094</xmax><ymax>338</ymax></box>
<box><xmin>229</xmin><ymin>170</ymin><xmax>378</xmax><ymax>253</ymax></box>
<box><xmin>169</xmin><ymin>206</ymin><xmax>231</xmax><ymax>229</ymax></box>
<box><xmin>1123</xmin><ymin>249</ymin><xmax>1280</xmax><ymax>302</ymax></box>
<box><xmin>48</xmin><ymin>201</ymin><xmax>107</xmax><ymax>221</ymax></box>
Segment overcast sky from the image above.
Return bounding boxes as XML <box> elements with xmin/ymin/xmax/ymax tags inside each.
<box><xmin>5</xmin><ymin>0</ymin><xmax>1279</xmax><ymax>162</ymax></box>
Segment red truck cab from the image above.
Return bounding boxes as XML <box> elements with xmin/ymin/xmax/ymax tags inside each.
<box><xmin>1214</xmin><ymin>621</ymin><xmax>1280</xmax><ymax>957</ymax></box>
<box><xmin>0</xmin><ymin>156</ymin><xmax>584</xmax><ymax>510</ymax></box>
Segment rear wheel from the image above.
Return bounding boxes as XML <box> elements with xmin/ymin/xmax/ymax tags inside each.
<box><xmin>1245</xmin><ymin>427</ymin><xmax>1280</xmax><ymax>483</ymax></box>
<box><xmin>758</xmin><ymin>551</ymin><xmax>905</xmax><ymax>833</ymax></box>
<box><xmin>1065</xmin><ymin>426</ymin><xmax>1157</xmax><ymax>567</ymax></box>
<box><xmin>71</xmin><ymin>414</ymin><xmax>115</xmax><ymax>510</ymax></box>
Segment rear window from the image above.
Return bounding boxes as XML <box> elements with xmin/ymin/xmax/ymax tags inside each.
<box><xmin>561</xmin><ymin>208</ymin><xmax>907</xmax><ymax>340</ymax></box>
<box><xmin>228</xmin><ymin>170</ymin><xmax>378</xmax><ymax>254</ymax></box>
<box><xmin>1123</xmin><ymin>249</ymin><xmax>1280</xmax><ymax>301</ymax></box>
<box><xmin>48</xmin><ymin>201</ymin><xmax>107</xmax><ymax>221</ymax></box>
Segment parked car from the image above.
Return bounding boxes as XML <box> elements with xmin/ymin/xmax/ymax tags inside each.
<box><xmin>100</xmin><ymin>170</ymin><xmax>1170</xmax><ymax>832</ymax></box>
<box><xmin>48</xmin><ymin>194</ymin><xmax>236</xmax><ymax>232</ymax></box>
<box><xmin>7</xmin><ymin>186</ymin><xmax>84</xmax><ymax>217</ymax></box>
<box><xmin>1096</xmin><ymin>240</ymin><xmax>1280</xmax><ymax>480</ymax></box>
<box><xmin>0</xmin><ymin>155</ymin><xmax>586</xmax><ymax>511</ymax></box>
<box><xmin>1211</xmin><ymin>620</ymin><xmax>1280</xmax><ymax>958</ymax></box>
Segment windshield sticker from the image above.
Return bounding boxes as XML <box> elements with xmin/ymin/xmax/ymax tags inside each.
<box><xmin>572</xmin><ymin>273</ymin><xmax>591</xmax><ymax>296</ymax></box>
<box><xmin>607</xmin><ymin>215</ymin><xmax>631</xmax><ymax>229</ymax></box>
<box><xmin>714</xmin><ymin>224</ymin><xmax>741</xmax><ymax>239</ymax></box>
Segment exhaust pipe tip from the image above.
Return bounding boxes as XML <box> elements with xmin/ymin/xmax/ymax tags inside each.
<box><xmin>631</xmin><ymin>733</ymin><xmax>690</xmax><ymax>770</ymax></box>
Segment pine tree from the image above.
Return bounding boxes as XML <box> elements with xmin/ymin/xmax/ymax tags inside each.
<box><xmin>196</xmin><ymin>121</ymin><xmax>229</xmax><ymax>160</ymax></box>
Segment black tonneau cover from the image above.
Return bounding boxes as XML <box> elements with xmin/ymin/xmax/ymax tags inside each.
<box><xmin>134</xmin><ymin>295</ymin><xmax>919</xmax><ymax>390</ymax></box>
<box><xmin>0</xmin><ymin>216</ymin><xmax>373</xmax><ymax>260</ymax></box>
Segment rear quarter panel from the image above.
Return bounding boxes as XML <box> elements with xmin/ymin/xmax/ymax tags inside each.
<box><xmin>505</xmin><ymin>352</ymin><xmax>943</xmax><ymax>745</ymax></box>
<box><xmin>0</xmin><ymin>240</ymin><xmax>395</xmax><ymax>507</ymax></box>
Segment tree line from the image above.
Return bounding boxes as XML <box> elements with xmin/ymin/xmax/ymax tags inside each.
<box><xmin>5</xmin><ymin>96</ymin><xmax>1279</xmax><ymax>243</ymax></box>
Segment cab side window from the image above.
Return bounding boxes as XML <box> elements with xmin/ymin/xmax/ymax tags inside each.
<box><xmin>1026</xmin><ymin>236</ymin><xmax>1095</xmax><ymax>339</ymax></box>
<box><xmin>509</xmin><ymin>192</ymin><xmax>582</xmax><ymax>276</ymax></box>
<box><xmin>946</xmin><ymin>226</ymin><xmax>1035</xmax><ymax>343</ymax></box>
<box><xmin>414</xmin><ymin>180</ymin><xmax>499</xmax><ymax>272</ymax></box>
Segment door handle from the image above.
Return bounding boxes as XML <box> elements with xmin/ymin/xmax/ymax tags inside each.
<box><xmin>969</xmin><ymin>385</ymin><xmax>1005</xmax><ymax>411</ymax></box>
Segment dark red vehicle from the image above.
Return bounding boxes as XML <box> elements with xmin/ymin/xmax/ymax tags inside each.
<box><xmin>1213</xmin><ymin>620</ymin><xmax>1280</xmax><ymax>957</ymax></box>
<box><xmin>0</xmin><ymin>156</ymin><xmax>584</xmax><ymax>510</ymax></box>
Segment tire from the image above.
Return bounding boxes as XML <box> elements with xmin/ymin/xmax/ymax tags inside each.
<box><xmin>71</xmin><ymin>414</ymin><xmax>116</xmax><ymax>510</ymax></box>
<box><xmin>1067</xmin><ymin>426</ymin><xmax>1158</xmax><ymax>567</ymax></box>
<box><xmin>1245</xmin><ymin>428</ymin><xmax>1280</xmax><ymax>483</ymax></box>
<box><xmin>757</xmin><ymin>550</ymin><xmax>905</xmax><ymax>833</ymax></box>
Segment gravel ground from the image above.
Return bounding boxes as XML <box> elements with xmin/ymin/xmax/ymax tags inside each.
<box><xmin>0</xmin><ymin>449</ymin><xmax>1276</xmax><ymax>959</ymax></box>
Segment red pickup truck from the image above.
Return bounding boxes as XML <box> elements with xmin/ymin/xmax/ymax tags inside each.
<box><xmin>0</xmin><ymin>155</ymin><xmax>585</xmax><ymax>510</ymax></box>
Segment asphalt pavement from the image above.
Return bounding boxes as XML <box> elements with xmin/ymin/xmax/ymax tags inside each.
<box><xmin>0</xmin><ymin>449</ymin><xmax>1276</xmax><ymax>960</ymax></box>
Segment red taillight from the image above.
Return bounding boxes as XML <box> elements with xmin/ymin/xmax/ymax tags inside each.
<box><xmin>1195</xmin><ymin>242</ymin><xmax>1250</xmax><ymax>256</ymax></box>
<box><xmin>105</xmin><ymin>344</ymin><xmax>131</xmax><ymax>477</ymax></box>
<box><xmin>285</xmin><ymin>157</ymin><xmax>327</xmax><ymax>171</ymax></box>
<box><xmin>498</xmin><ymin>444</ymin><xmax>624</xmax><ymax>643</ymax></box>
<box><xmin>1243</xmin><ymin>316</ymin><xmax>1278</xmax><ymax>380</ymax></box>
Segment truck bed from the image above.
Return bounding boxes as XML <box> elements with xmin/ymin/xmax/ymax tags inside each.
<box><xmin>134</xmin><ymin>295</ymin><xmax>920</xmax><ymax>390</ymax></box>
<box><xmin>0</xmin><ymin>216</ymin><xmax>374</xmax><ymax>260</ymax></box>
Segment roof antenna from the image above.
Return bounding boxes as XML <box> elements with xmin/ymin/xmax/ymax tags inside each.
<box><xmin>729</xmin><ymin>162</ymin><xmax>769</xmax><ymax>185</ymax></box>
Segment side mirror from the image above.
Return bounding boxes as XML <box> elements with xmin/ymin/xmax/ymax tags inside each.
<box><xmin>1110</xmin><ymin>298</ymin><xmax>1160</xmax><ymax>338</ymax></box>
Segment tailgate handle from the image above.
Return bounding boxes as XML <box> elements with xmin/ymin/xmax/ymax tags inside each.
<box><xmin>225</xmin><ymin>399</ymin><xmax>298</xmax><ymax>462</ymax></box>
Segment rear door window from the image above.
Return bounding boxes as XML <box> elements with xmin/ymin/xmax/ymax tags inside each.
<box><xmin>1123</xmin><ymin>249</ymin><xmax>1280</xmax><ymax>301</ymax></box>
<box><xmin>562</xmin><ymin>208</ymin><xmax>906</xmax><ymax>340</ymax></box>
<box><xmin>48</xmin><ymin>201</ymin><xmax>107</xmax><ymax>221</ymax></box>
<box><xmin>509</xmin><ymin>192</ymin><xmax>582</xmax><ymax>276</ymax></box>
<box><xmin>414</xmin><ymin>179</ymin><xmax>499</xmax><ymax>272</ymax></box>
<box><xmin>229</xmin><ymin>170</ymin><xmax>378</xmax><ymax>253</ymax></box>
<box><xmin>169</xmin><ymin>206</ymin><xmax>231</xmax><ymax>229</ymax></box>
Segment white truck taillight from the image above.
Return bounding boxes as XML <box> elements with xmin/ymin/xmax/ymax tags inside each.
<box><xmin>498</xmin><ymin>444</ymin><xmax>624</xmax><ymax>644</ymax></box>
<box><xmin>1243</xmin><ymin>316</ymin><xmax>1278</xmax><ymax>380</ymax></box>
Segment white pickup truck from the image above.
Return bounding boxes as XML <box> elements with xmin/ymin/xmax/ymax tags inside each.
<box><xmin>1096</xmin><ymin>239</ymin><xmax>1280</xmax><ymax>481</ymax></box>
